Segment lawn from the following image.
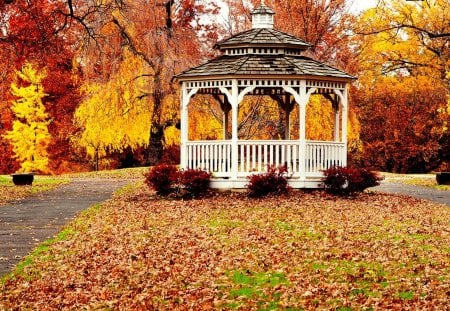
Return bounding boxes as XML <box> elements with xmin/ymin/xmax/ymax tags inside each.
<box><xmin>0</xmin><ymin>175</ymin><xmax>69</xmax><ymax>205</ymax></box>
<box><xmin>1</xmin><ymin>185</ymin><xmax>448</xmax><ymax>310</ymax></box>
<box><xmin>382</xmin><ymin>173</ymin><xmax>450</xmax><ymax>191</ymax></box>
<box><xmin>0</xmin><ymin>168</ymin><xmax>147</xmax><ymax>205</ymax></box>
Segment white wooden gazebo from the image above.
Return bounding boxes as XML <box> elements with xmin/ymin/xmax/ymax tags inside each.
<box><xmin>174</xmin><ymin>1</ymin><xmax>355</xmax><ymax>189</ymax></box>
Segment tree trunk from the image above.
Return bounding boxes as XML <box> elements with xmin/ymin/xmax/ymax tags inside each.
<box><xmin>147</xmin><ymin>123</ymin><xmax>164</xmax><ymax>166</ymax></box>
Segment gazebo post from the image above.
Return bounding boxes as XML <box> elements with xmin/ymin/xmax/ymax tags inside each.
<box><xmin>333</xmin><ymin>98</ymin><xmax>340</xmax><ymax>142</ymax></box>
<box><xmin>299</xmin><ymin>80</ymin><xmax>307</xmax><ymax>181</ymax></box>
<box><xmin>341</xmin><ymin>87</ymin><xmax>348</xmax><ymax>166</ymax></box>
<box><xmin>180</xmin><ymin>82</ymin><xmax>189</xmax><ymax>169</ymax></box>
<box><xmin>231</xmin><ymin>79</ymin><xmax>239</xmax><ymax>180</ymax></box>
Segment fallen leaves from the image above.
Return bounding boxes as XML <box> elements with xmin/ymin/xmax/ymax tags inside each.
<box><xmin>0</xmin><ymin>187</ymin><xmax>449</xmax><ymax>310</ymax></box>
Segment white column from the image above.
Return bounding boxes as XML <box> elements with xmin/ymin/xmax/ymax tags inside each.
<box><xmin>180</xmin><ymin>82</ymin><xmax>189</xmax><ymax>169</ymax></box>
<box><xmin>231</xmin><ymin>79</ymin><xmax>239</xmax><ymax>180</ymax></box>
<box><xmin>334</xmin><ymin>100</ymin><xmax>340</xmax><ymax>142</ymax></box>
<box><xmin>282</xmin><ymin>83</ymin><xmax>316</xmax><ymax>180</ymax></box>
<box><xmin>180</xmin><ymin>84</ymin><xmax>199</xmax><ymax>170</ymax></box>
<box><xmin>299</xmin><ymin>81</ymin><xmax>307</xmax><ymax>181</ymax></box>
<box><xmin>334</xmin><ymin>86</ymin><xmax>349</xmax><ymax>167</ymax></box>
<box><xmin>342</xmin><ymin>85</ymin><xmax>348</xmax><ymax>166</ymax></box>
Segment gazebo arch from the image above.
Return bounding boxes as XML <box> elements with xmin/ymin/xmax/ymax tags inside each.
<box><xmin>174</xmin><ymin>1</ymin><xmax>355</xmax><ymax>189</ymax></box>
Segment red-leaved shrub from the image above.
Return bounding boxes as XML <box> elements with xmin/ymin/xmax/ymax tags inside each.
<box><xmin>144</xmin><ymin>164</ymin><xmax>179</xmax><ymax>195</ymax></box>
<box><xmin>322</xmin><ymin>166</ymin><xmax>383</xmax><ymax>196</ymax></box>
<box><xmin>247</xmin><ymin>165</ymin><xmax>290</xmax><ymax>198</ymax></box>
<box><xmin>160</xmin><ymin>144</ymin><xmax>180</xmax><ymax>165</ymax></box>
<box><xmin>179</xmin><ymin>168</ymin><xmax>211</xmax><ymax>197</ymax></box>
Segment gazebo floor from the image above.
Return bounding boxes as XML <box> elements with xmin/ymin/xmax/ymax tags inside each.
<box><xmin>210</xmin><ymin>176</ymin><xmax>324</xmax><ymax>190</ymax></box>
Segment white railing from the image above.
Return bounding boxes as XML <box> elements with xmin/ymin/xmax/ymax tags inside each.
<box><xmin>186</xmin><ymin>141</ymin><xmax>232</xmax><ymax>177</ymax></box>
<box><xmin>305</xmin><ymin>141</ymin><xmax>346</xmax><ymax>176</ymax></box>
<box><xmin>237</xmin><ymin>140</ymin><xmax>301</xmax><ymax>176</ymax></box>
<box><xmin>185</xmin><ymin>140</ymin><xmax>345</xmax><ymax>178</ymax></box>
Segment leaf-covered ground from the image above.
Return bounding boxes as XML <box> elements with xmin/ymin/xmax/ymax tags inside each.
<box><xmin>1</xmin><ymin>186</ymin><xmax>449</xmax><ymax>310</ymax></box>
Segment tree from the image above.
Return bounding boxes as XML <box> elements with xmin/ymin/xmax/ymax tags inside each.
<box><xmin>0</xmin><ymin>0</ymin><xmax>83</xmax><ymax>173</ymax></box>
<box><xmin>3</xmin><ymin>63</ymin><xmax>51</xmax><ymax>173</ymax></box>
<box><xmin>73</xmin><ymin>0</ymin><xmax>220</xmax><ymax>165</ymax></box>
<box><xmin>351</xmin><ymin>0</ymin><xmax>449</xmax><ymax>172</ymax></box>
<box><xmin>73</xmin><ymin>47</ymin><xmax>152</xmax><ymax>170</ymax></box>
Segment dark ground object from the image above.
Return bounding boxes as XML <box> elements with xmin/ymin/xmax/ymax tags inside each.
<box><xmin>436</xmin><ymin>172</ymin><xmax>450</xmax><ymax>185</ymax></box>
<box><xmin>11</xmin><ymin>173</ymin><xmax>34</xmax><ymax>186</ymax></box>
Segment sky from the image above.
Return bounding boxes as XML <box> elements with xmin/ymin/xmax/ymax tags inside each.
<box><xmin>349</xmin><ymin>0</ymin><xmax>379</xmax><ymax>13</ymax></box>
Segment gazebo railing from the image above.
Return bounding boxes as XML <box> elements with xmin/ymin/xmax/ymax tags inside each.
<box><xmin>185</xmin><ymin>140</ymin><xmax>345</xmax><ymax>178</ymax></box>
<box><xmin>186</xmin><ymin>140</ymin><xmax>232</xmax><ymax>177</ymax></box>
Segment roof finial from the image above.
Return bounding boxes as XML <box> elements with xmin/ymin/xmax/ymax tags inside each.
<box><xmin>261</xmin><ymin>0</ymin><xmax>265</xmax><ymax>5</ymax></box>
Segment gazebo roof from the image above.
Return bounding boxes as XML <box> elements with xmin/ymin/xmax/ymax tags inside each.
<box><xmin>215</xmin><ymin>28</ymin><xmax>311</xmax><ymax>51</ymax></box>
<box><xmin>175</xmin><ymin>54</ymin><xmax>354</xmax><ymax>80</ymax></box>
<box><xmin>174</xmin><ymin>1</ymin><xmax>355</xmax><ymax>82</ymax></box>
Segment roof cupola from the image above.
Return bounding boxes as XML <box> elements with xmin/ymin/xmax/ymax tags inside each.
<box><xmin>251</xmin><ymin>0</ymin><xmax>275</xmax><ymax>29</ymax></box>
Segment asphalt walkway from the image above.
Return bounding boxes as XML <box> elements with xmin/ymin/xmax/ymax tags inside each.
<box><xmin>0</xmin><ymin>178</ymin><xmax>133</xmax><ymax>276</ymax></box>
<box><xmin>372</xmin><ymin>181</ymin><xmax>450</xmax><ymax>207</ymax></box>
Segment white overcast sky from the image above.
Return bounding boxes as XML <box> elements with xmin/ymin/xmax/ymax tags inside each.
<box><xmin>349</xmin><ymin>0</ymin><xmax>379</xmax><ymax>13</ymax></box>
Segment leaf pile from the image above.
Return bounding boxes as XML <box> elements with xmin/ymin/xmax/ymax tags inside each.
<box><xmin>1</xmin><ymin>187</ymin><xmax>449</xmax><ymax>310</ymax></box>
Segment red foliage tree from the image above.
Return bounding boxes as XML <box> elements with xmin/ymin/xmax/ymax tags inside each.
<box><xmin>0</xmin><ymin>0</ymin><xmax>83</xmax><ymax>174</ymax></box>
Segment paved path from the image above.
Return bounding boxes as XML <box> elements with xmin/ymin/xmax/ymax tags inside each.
<box><xmin>372</xmin><ymin>181</ymin><xmax>450</xmax><ymax>206</ymax></box>
<box><xmin>0</xmin><ymin>178</ymin><xmax>133</xmax><ymax>276</ymax></box>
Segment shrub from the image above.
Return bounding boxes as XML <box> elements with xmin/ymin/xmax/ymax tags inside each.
<box><xmin>160</xmin><ymin>144</ymin><xmax>180</xmax><ymax>165</ymax></box>
<box><xmin>144</xmin><ymin>164</ymin><xmax>179</xmax><ymax>195</ymax></box>
<box><xmin>179</xmin><ymin>168</ymin><xmax>211</xmax><ymax>197</ymax></box>
<box><xmin>322</xmin><ymin>166</ymin><xmax>383</xmax><ymax>196</ymax></box>
<box><xmin>247</xmin><ymin>165</ymin><xmax>290</xmax><ymax>198</ymax></box>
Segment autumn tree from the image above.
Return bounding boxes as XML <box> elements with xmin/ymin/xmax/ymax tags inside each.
<box><xmin>3</xmin><ymin>63</ymin><xmax>51</xmax><ymax>173</ymax></box>
<box><xmin>351</xmin><ymin>0</ymin><xmax>449</xmax><ymax>172</ymax></box>
<box><xmin>66</xmin><ymin>0</ymin><xmax>220</xmax><ymax>166</ymax></box>
<box><xmin>0</xmin><ymin>0</ymin><xmax>84</xmax><ymax>173</ymax></box>
<box><xmin>74</xmin><ymin>47</ymin><xmax>152</xmax><ymax>170</ymax></box>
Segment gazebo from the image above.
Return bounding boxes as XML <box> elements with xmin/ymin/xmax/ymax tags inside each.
<box><xmin>174</xmin><ymin>1</ymin><xmax>355</xmax><ymax>189</ymax></box>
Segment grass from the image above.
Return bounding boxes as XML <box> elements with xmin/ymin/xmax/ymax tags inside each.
<box><xmin>63</xmin><ymin>167</ymin><xmax>149</xmax><ymax>179</ymax></box>
<box><xmin>0</xmin><ymin>185</ymin><xmax>448</xmax><ymax>310</ymax></box>
<box><xmin>381</xmin><ymin>172</ymin><xmax>450</xmax><ymax>191</ymax></box>
<box><xmin>0</xmin><ymin>175</ymin><xmax>69</xmax><ymax>205</ymax></box>
<box><xmin>0</xmin><ymin>167</ymin><xmax>148</xmax><ymax>205</ymax></box>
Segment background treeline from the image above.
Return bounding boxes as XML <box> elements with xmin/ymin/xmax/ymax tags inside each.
<box><xmin>0</xmin><ymin>0</ymin><xmax>448</xmax><ymax>174</ymax></box>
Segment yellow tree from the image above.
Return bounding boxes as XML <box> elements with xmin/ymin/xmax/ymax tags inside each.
<box><xmin>73</xmin><ymin>47</ymin><xmax>152</xmax><ymax>170</ymax></box>
<box><xmin>3</xmin><ymin>63</ymin><xmax>51</xmax><ymax>173</ymax></box>
<box><xmin>72</xmin><ymin>0</ymin><xmax>220</xmax><ymax>165</ymax></box>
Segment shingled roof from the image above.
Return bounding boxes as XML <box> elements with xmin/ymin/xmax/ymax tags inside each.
<box><xmin>174</xmin><ymin>1</ymin><xmax>355</xmax><ymax>82</ymax></box>
<box><xmin>215</xmin><ymin>28</ymin><xmax>311</xmax><ymax>50</ymax></box>
<box><xmin>175</xmin><ymin>55</ymin><xmax>354</xmax><ymax>80</ymax></box>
